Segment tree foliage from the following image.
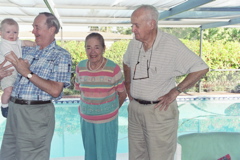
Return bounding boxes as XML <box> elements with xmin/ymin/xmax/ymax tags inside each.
<box><xmin>104</xmin><ymin>40</ymin><xmax>129</xmax><ymax>66</ymax></box>
<box><xmin>181</xmin><ymin>39</ymin><xmax>240</xmax><ymax>69</ymax></box>
<box><xmin>60</xmin><ymin>41</ymin><xmax>86</xmax><ymax>71</ymax></box>
<box><xmin>161</xmin><ymin>27</ymin><xmax>240</xmax><ymax>43</ymax></box>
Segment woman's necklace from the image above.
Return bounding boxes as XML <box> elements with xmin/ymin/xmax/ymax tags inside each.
<box><xmin>88</xmin><ymin>58</ymin><xmax>105</xmax><ymax>71</ymax></box>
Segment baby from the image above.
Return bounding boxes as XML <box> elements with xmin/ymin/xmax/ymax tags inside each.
<box><xmin>0</xmin><ymin>18</ymin><xmax>36</xmax><ymax>118</ymax></box>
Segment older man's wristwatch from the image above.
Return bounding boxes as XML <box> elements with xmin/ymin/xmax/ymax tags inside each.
<box><xmin>175</xmin><ymin>86</ymin><xmax>183</xmax><ymax>93</ymax></box>
<box><xmin>27</xmin><ymin>72</ymin><xmax>34</xmax><ymax>79</ymax></box>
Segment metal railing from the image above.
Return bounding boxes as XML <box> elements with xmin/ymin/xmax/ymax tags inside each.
<box><xmin>177</xmin><ymin>69</ymin><xmax>240</xmax><ymax>93</ymax></box>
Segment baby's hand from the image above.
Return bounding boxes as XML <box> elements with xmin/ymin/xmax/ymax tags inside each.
<box><xmin>5</xmin><ymin>52</ymin><xmax>16</xmax><ymax>63</ymax></box>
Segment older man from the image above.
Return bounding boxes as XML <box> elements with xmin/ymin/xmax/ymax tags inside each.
<box><xmin>123</xmin><ymin>5</ymin><xmax>209</xmax><ymax>160</ymax></box>
<box><xmin>0</xmin><ymin>12</ymin><xmax>72</xmax><ymax>160</ymax></box>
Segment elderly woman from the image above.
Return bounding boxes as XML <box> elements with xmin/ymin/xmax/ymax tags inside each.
<box><xmin>75</xmin><ymin>32</ymin><xmax>127</xmax><ymax>160</ymax></box>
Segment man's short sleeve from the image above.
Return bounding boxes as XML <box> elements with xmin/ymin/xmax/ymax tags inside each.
<box><xmin>52</xmin><ymin>51</ymin><xmax>72</xmax><ymax>88</ymax></box>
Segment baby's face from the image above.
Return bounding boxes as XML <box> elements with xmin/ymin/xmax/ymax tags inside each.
<box><xmin>1</xmin><ymin>24</ymin><xmax>19</xmax><ymax>41</ymax></box>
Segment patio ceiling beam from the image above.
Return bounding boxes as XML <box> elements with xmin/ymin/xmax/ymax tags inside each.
<box><xmin>164</xmin><ymin>18</ymin><xmax>230</xmax><ymax>22</ymax></box>
<box><xmin>201</xmin><ymin>17</ymin><xmax>240</xmax><ymax>29</ymax></box>
<box><xmin>0</xmin><ymin>14</ymin><xmax>35</xmax><ymax>19</ymax></box>
<box><xmin>53</xmin><ymin>5</ymin><xmax>133</xmax><ymax>10</ymax></box>
<box><xmin>55</xmin><ymin>16</ymin><xmax>130</xmax><ymax>20</ymax></box>
<box><xmin>0</xmin><ymin>2</ymin><xmax>46</xmax><ymax>8</ymax></box>
<box><xmin>0</xmin><ymin>3</ymin><xmax>133</xmax><ymax>10</ymax></box>
<box><xmin>194</xmin><ymin>7</ymin><xmax>240</xmax><ymax>12</ymax></box>
<box><xmin>159</xmin><ymin>0</ymin><xmax>216</xmax><ymax>20</ymax></box>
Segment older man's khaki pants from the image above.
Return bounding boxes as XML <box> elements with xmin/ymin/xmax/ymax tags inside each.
<box><xmin>128</xmin><ymin>100</ymin><xmax>179</xmax><ymax>160</ymax></box>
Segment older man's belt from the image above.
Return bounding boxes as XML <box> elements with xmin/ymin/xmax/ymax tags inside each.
<box><xmin>10</xmin><ymin>97</ymin><xmax>51</xmax><ymax>105</ymax></box>
<box><xmin>134</xmin><ymin>98</ymin><xmax>160</xmax><ymax>105</ymax></box>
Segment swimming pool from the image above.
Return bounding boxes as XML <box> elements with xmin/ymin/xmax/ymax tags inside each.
<box><xmin>177</xmin><ymin>95</ymin><xmax>240</xmax><ymax>135</ymax></box>
<box><xmin>0</xmin><ymin>95</ymin><xmax>239</xmax><ymax>158</ymax></box>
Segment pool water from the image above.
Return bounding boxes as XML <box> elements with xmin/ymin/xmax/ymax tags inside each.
<box><xmin>177</xmin><ymin>96</ymin><xmax>240</xmax><ymax>135</ymax></box>
<box><xmin>0</xmin><ymin>95</ymin><xmax>239</xmax><ymax>158</ymax></box>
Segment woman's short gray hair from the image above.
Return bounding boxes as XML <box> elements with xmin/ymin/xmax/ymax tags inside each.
<box><xmin>39</xmin><ymin>12</ymin><xmax>60</xmax><ymax>34</ymax></box>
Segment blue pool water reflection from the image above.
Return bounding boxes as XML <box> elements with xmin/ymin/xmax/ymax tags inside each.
<box><xmin>177</xmin><ymin>96</ymin><xmax>240</xmax><ymax>135</ymax></box>
<box><xmin>0</xmin><ymin>95</ymin><xmax>239</xmax><ymax>158</ymax></box>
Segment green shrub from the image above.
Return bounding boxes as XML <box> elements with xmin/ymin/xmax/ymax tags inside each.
<box><xmin>181</xmin><ymin>39</ymin><xmax>240</xmax><ymax>69</ymax></box>
<box><xmin>105</xmin><ymin>40</ymin><xmax>130</xmax><ymax>68</ymax></box>
<box><xmin>61</xmin><ymin>41</ymin><xmax>86</xmax><ymax>72</ymax></box>
<box><xmin>63</xmin><ymin>88</ymin><xmax>80</xmax><ymax>95</ymax></box>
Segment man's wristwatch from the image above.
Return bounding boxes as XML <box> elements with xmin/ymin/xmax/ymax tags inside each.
<box><xmin>175</xmin><ymin>86</ymin><xmax>183</xmax><ymax>93</ymax></box>
<box><xmin>27</xmin><ymin>72</ymin><xmax>34</xmax><ymax>79</ymax></box>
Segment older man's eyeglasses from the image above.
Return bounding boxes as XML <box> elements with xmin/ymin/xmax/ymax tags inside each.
<box><xmin>133</xmin><ymin>43</ymin><xmax>154</xmax><ymax>80</ymax></box>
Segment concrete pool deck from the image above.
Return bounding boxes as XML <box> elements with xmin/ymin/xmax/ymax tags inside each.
<box><xmin>50</xmin><ymin>143</ymin><xmax>183</xmax><ymax>160</ymax></box>
<box><xmin>50</xmin><ymin>145</ymin><xmax>182</xmax><ymax>160</ymax></box>
<box><xmin>50</xmin><ymin>153</ymin><xmax>129</xmax><ymax>160</ymax></box>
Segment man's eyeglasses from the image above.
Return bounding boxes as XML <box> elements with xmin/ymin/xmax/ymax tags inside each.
<box><xmin>133</xmin><ymin>60</ymin><xmax>150</xmax><ymax>80</ymax></box>
<box><xmin>133</xmin><ymin>42</ymin><xmax>154</xmax><ymax>80</ymax></box>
